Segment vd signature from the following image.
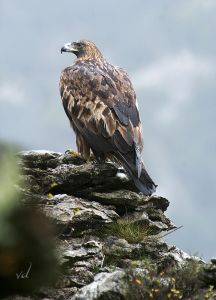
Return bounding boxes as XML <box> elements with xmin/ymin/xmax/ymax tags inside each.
<box><xmin>16</xmin><ymin>262</ymin><xmax>32</xmax><ymax>279</ymax></box>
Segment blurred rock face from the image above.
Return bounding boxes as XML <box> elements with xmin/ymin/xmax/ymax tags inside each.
<box><xmin>0</xmin><ymin>145</ymin><xmax>58</xmax><ymax>298</ymax></box>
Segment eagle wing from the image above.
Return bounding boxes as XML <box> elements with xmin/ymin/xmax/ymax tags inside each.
<box><xmin>60</xmin><ymin>62</ymin><xmax>143</xmax><ymax>172</ymax></box>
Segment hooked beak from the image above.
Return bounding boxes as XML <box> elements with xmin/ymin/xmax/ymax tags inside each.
<box><xmin>61</xmin><ymin>42</ymin><xmax>78</xmax><ymax>54</ymax></box>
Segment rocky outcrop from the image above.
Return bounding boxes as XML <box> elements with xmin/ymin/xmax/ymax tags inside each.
<box><xmin>3</xmin><ymin>150</ymin><xmax>215</xmax><ymax>300</ymax></box>
<box><xmin>71</xmin><ymin>271</ymin><xmax>129</xmax><ymax>300</ymax></box>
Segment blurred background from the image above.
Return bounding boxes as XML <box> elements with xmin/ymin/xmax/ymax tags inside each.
<box><xmin>0</xmin><ymin>146</ymin><xmax>58</xmax><ymax>297</ymax></box>
<box><xmin>0</xmin><ymin>0</ymin><xmax>215</xmax><ymax>259</ymax></box>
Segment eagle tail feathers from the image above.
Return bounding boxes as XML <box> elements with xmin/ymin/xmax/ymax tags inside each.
<box><xmin>116</xmin><ymin>152</ymin><xmax>157</xmax><ymax>196</ymax></box>
<box><xmin>132</xmin><ymin>166</ymin><xmax>157</xmax><ymax>196</ymax></box>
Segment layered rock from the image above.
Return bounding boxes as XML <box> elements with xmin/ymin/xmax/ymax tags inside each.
<box><xmin>4</xmin><ymin>150</ymin><xmax>215</xmax><ymax>300</ymax></box>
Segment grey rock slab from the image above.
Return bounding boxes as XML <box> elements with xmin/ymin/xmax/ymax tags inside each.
<box><xmin>58</xmin><ymin>241</ymin><xmax>104</xmax><ymax>287</ymax></box>
<box><xmin>125</xmin><ymin>209</ymin><xmax>175</xmax><ymax>233</ymax></box>
<box><xmin>89</xmin><ymin>190</ymin><xmax>147</xmax><ymax>207</ymax></box>
<box><xmin>70</xmin><ymin>271</ymin><xmax>128</xmax><ymax>300</ymax></box>
<box><xmin>43</xmin><ymin>194</ymin><xmax>119</xmax><ymax>236</ymax></box>
<box><xmin>103</xmin><ymin>237</ymin><xmax>142</xmax><ymax>259</ymax></box>
<box><xmin>18</xmin><ymin>150</ymin><xmax>137</xmax><ymax>196</ymax></box>
<box><xmin>63</xmin><ymin>241</ymin><xmax>103</xmax><ymax>261</ymax></box>
<box><xmin>135</xmin><ymin>195</ymin><xmax>170</xmax><ymax>212</ymax></box>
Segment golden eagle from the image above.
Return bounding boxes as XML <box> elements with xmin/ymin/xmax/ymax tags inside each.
<box><xmin>60</xmin><ymin>40</ymin><xmax>157</xmax><ymax>195</ymax></box>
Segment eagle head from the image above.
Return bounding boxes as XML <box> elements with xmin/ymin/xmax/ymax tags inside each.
<box><xmin>61</xmin><ymin>40</ymin><xmax>103</xmax><ymax>60</ymax></box>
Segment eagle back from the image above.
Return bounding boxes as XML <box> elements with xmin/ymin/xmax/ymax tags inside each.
<box><xmin>59</xmin><ymin>59</ymin><xmax>143</xmax><ymax>152</ymax></box>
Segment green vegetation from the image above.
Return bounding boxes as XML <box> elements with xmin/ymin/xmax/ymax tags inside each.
<box><xmin>107</xmin><ymin>217</ymin><xmax>157</xmax><ymax>244</ymax></box>
<box><xmin>0</xmin><ymin>145</ymin><xmax>58</xmax><ymax>297</ymax></box>
<box><xmin>173</xmin><ymin>259</ymin><xmax>203</xmax><ymax>297</ymax></box>
<box><xmin>126</xmin><ymin>258</ymin><xmax>213</xmax><ymax>300</ymax></box>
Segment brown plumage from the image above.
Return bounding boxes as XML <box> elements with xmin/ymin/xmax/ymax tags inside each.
<box><xmin>60</xmin><ymin>40</ymin><xmax>157</xmax><ymax>195</ymax></box>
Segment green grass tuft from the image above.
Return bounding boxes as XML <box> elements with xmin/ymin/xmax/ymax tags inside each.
<box><xmin>107</xmin><ymin>217</ymin><xmax>157</xmax><ymax>244</ymax></box>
